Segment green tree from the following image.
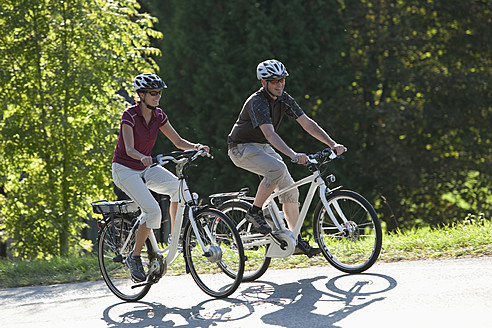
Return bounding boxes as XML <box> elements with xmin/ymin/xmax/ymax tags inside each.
<box><xmin>0</xmin><ymin>0</ymin><xmax>162</xmax><ymax>258</ymax></box>
<box><xmin>147</xmin><ymin>0</ymin><xmax>349</xmax><ymax>200</ymax></box>
<box><xmin>147</xmin><ymin>0</ymin><xmax>491</xmax><ymax>230</ymax></box>
<box><xmin>337</xmin><ymin>0</ymin><xmax>492</xmax><ymax>229</ymax></box>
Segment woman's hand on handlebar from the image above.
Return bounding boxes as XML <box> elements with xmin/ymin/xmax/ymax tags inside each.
<box><xmin>332</xmin><ymin>144</ymin><xmax>347</xmax><ymax>156</ymax></box>
<box><xmin>140</xmin><ymin>155</ymin><xmax>154</xmax><ymax>166</ymax></box>
<box><xmin>194</xmin><ymin>143</ymin><xmax>210</xmax><ymax>155</ymax></box>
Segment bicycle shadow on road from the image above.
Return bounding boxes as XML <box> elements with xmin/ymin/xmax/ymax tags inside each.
<box><xmin>101</xmin><ymin>272</ymin><xmax>397</xmax><ymax>328</ymax></box>
<box><xmin>101</xmin><ymin>298</ymin><xmax>255</xmax><ymax>328</ymax></box>
<box><xmin>255</xmin><ymin>272</ymin><xmax>397</xmax><ymax>328</ymax></box>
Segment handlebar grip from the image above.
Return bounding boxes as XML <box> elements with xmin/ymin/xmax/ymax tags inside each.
<box><xmin>194</xmin><ymin>149</ymin><xmax>214</xmax><ymax>160</ymax></box>
<box><xmin>152</xmin><ymin>155</ymin><xmax>161</xmax><ymax>164</ymax></box>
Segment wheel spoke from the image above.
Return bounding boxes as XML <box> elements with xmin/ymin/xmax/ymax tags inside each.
<box><xmin>98</xmin><ymin>217</ymin><xmax>152</xmax><ymax>301</ymax></box>
<box><xmin>314</xmin><ymin>190</ymin><xmax>382</xmax><ymax>273</ymax></box>
<box><xmin>219</xmin><ymin>201</ymin><xmax>271</xmax><ymax>282</ymax></box>
<box><xmin>183</xmin><ymin>208</ymin><xmax>244</xmax><ymax>298</ymax></box>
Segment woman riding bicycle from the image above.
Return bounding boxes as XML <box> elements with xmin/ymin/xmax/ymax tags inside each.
<box><xmin>227</xmin><ymin>59</ymin><xmax>346</xmax><ymax>256</ymax></box>
<box><xmin>112</xmin><ymin>73</ymin><xmax>209</xmax><ymax>282</ymax></box>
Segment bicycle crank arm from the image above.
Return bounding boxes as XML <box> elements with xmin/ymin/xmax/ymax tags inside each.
<box><xmin>130</xmin><ymin>265</ymin><xmax>165</xmax><ymax>289</ymax></box>
<box><xmin>131</xmin><ymin>281</ymin><xmax>153</xmax><ymax>289</ymax></box>
<box><xmin>270</xmin><ymin>233</ymin><xmax>288</xmax><ymax>250</ymax></box>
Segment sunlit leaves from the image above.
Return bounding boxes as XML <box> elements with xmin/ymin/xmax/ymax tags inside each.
<box><xmin>0</xmin><ymin>0</ymin><xmax>162</xmax><ymax>258</ymax></box>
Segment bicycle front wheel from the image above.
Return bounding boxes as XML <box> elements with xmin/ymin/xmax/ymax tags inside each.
<box><xmin>313</xmin><ymin>190</ymin><xmax>382</xmax><ymax>273</ymax></box>
<box><xmin>98</xmin><ymin>216</ymin><xmax>152</xmax><ymax>301</ymax></box>
<box><xmin>219</xmin><ymin>200</ymin><xmax>271</xmax><ymax>282</ymax></box>
<box><xmin>183</xmin><ymin>208</ymin><xmax>245</xmax><ymax>298</ymax></box>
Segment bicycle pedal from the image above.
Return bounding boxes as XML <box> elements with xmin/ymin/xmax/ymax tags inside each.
<box><xmin>113</xmin><ymin>254</ymin><xmax>124</xmax><ymax>263</ymax></box>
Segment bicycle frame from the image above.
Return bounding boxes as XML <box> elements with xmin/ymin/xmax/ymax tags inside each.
<box><xmin>266</xmin><ymin>172</ymin><xmax>346</xmax><ymax>236</ymax></box>
<box><xmin>118</xmin><ymin>152</ymin><xmax>218</xmax><ymax>270</ymax></box>
<box><xmin>234</xmin><ymin>158</ymin><xmax>346</xmax><ymax>258</ymax></box>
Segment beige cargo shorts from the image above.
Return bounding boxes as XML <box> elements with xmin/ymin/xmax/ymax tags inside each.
<box><xmin>228</xmin><ymin>143</ymin><xmax>299</xmax><ymax>203</ymax></box>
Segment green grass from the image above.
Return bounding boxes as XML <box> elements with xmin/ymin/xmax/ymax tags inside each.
<box><xmin>0</xmin><ymin>255</ymin><xmax>101</xmax><ymax>288</ymax></box>
<box><xmin>1</xmin><ymin>219</ymin><xmax>491</xmax><ymax>288</ymax></box>
<box><xmin>381</xmin><ymin>219</ymin><xmax>492</xmax><ymax>261</ymax></box>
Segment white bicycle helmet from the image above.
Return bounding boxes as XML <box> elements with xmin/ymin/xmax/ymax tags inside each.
<box><xmin>132</xmin><ymin>73</ymin><xmax>167</xmax><ymax>91</ymax></box>
<box><xmin>256</xmin><ymin>59</ymin><xmax>289</xmax><ymax>80</ymax></box>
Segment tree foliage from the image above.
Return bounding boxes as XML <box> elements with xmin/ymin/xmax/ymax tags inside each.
<box><xmin>337</xmin><ymin>0</ymin><xmax>492</xmax><ymax>229</ymax></box>
<box><xmin>1</xmin><ymin>0</ymin><xmax>490</xmax><ymax>258</ymax></box>
<box><xmin>147</xmin><ymin>0</ymin><xmax>491</xmax><ymax>231</ymax></box>
<box><xmin>0</xmin><ymin>0</ymin><xmax>161</xmax><ymax>257</ymax></box>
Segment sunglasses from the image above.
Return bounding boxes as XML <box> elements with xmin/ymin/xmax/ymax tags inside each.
<box><xmin>267</xmin><ymin>78</ymin><xmax>286</xmax><ymax>85</ymax></box>
<box><xmin>146</xmin><ymin>90</ymin><xmax>162</xmax><ymax>96</ymax></box>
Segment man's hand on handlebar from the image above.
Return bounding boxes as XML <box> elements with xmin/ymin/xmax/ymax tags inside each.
<box><xmin>199</xmin><ymin>145</ymin><xmax>211</xmax><ymax>154</ymax></box>
<box><xmin>291</xmin><ymin>153</ymin><xmax>309</xmax><ymax>165</ymax></box>
<box><xmin>292</xmin><ymin>146</ymin><xmax>347</xmax><ymax>165</ymax></box>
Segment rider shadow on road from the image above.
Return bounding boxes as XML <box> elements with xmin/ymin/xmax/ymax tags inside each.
<box><xmin>101</xmin><ymin>273</ymin><xmax>397</xmax><ymax>328</ymax></box>
<box><xmin>254</xmin><ymin>273</ymin><xmax>397</xmax><ymax>328</ymax></box>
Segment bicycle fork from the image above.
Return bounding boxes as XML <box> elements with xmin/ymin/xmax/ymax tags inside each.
<box><xmin>319</xmin><ymin>184</ymin><xmax>349</xmax><ymax>234</ymax></box>
<box><xmin>188</xmin><ymin>206</ymin><xmax>222</xmax><ymax>261</ymax></box>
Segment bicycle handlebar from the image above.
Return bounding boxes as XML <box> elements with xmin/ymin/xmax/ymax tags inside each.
<box><xmin>139</xmin><ymin>149</ymin><xmax>212</xmax><ymax>178</ymax></box>
<box><xmin>310</xmin><ymin>147</ymin><xmax>340</xmax><ymax>161</ymax></box>
<box><xmin>291</xmin><ymin>147</ymin><xmax>343</xmax><ymax>165</ymax></box>
<box><xmin>152</xmin><ymin>148</ymin><xmax>213</xmax><ymax>166</ymax></box>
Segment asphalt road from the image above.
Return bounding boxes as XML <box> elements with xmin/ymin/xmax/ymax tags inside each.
<box><xmin>1</xmin><ymin>256</ymin><xmax>491</xmax><ymax>328</ymax></box>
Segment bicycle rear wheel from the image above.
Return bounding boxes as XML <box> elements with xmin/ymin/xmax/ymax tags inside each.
<box><xmin>183</xmin><ymin>208</ymin><xmax>245</xmax><ymax>298</ymax></box>
<box><xmin>219</xmin><ymin>200</ymin><xmax>271</xmax><ymax>282</ymax></box>
<box><xmin>313</xmin><ymin>190</ymin><xmax>382</xmax><ymax>273</ymax></box>
<box><xmin>98</xmin><ymin>216</ymin><xmax>152</xmax><ymax>301</ymax></box>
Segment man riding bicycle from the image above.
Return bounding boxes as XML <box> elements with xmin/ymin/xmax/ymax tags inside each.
<box><xmin>227</xmin><ymin>59</ymin><xmax>346</xmax><ymax>257</ymax></box>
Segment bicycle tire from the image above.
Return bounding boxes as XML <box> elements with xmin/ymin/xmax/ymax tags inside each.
<box><xmin>98</xmin><ymin>216</ymin><xmax>153</xmax><ymax>301</ymax></box>
<box><xmin>219</xmin><ymin>200</ymin><xmax>271</xmax><ymax>282</ymax></box>
<box><xmin>313</xmin><ymin>189</ymin><xmax>382</xmax><ymax>273</ymax></box>
<box><xmin>183</xmin><ymin>207</ymin><xmax>245</xmax><ymax>298</ymax></box>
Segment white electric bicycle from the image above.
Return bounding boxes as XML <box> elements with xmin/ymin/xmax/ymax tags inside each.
<box><xmin>209</xmin><ymin>148</ymin><xmax>382</xmax><ymax>282</ymax></box>
<box><xmin>91</xmin><ymin>149</ymin><xmax>245</xmax><ymax>301</ymax></box>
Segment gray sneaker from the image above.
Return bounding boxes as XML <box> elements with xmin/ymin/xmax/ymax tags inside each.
<box><xmin>245</xmin><ymin>208</ymin><xmax>272</xmax><ymax>234</ymax></box>
<box><xmin>127</xmin><ymin>251</ymin><xmax>146</xmax><ymax>282</ymax></box>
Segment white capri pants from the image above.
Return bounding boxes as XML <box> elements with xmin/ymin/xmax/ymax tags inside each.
<box><xmin>112</xmin><ymin>162</ymin><xmax>180</xmax><ymax>229</ymax></box>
